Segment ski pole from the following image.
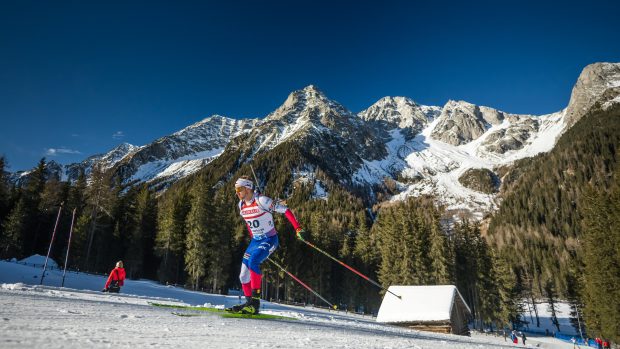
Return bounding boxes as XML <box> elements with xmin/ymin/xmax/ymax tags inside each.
<box><xmin>267</xmin><ymin>258</ymin><xmax>337</xmax><ymax>310</ymax></box>
<box><xmin>250</xmin><ymin>165</ymin><xmax>260</xmax><ymax>193</ymax></box>
<box><xmin>300</xmin><ymin>239</ymin><xmax>402</xmax><ymax>299</ymax></box>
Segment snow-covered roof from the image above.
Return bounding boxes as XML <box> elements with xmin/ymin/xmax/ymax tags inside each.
<box><xmin>18</xmin><ymin>254</ymin><xmax>58</xmax><ymax>269</ymax></box>
<box><xmin>376</xmin><ymin>285</ymin><xmax>470</xmax><ymax>323</ymax></box>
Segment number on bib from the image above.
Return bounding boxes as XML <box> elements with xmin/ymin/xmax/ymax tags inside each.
<box><xmin>246</xmin><ymin>220</ymin><xmax>260</xmax><ymax>228</ymax></box>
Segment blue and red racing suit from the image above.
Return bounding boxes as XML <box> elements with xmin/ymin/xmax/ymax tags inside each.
<box><xmin>238</xmin><ymin>193</ymin><xmax>300</xmax><ymax>296</ymax></box>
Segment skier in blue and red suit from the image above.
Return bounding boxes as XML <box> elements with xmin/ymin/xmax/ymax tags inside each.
<box><xmin>228</xmin><ymin>176</ymin><xmax>306</xmax><ymax>314</ymax></box>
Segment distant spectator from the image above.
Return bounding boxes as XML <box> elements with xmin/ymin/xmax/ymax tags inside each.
<box><xmin>511</xmin><ymin>330</ymin><xmax>518</xmax><ymax>344</ymax></box>
<box><xmin>571</xmin><ymin>337</ymin><xmax>577</xmax><ymax>349</ymax></box>
<box><xmin>595</xmin><ymin>337</ymin><xmax>602</xmax><ymax>349</ymax></box>
<box><xmin>602</xmin><ymin>339</ymin><xmax>609</xmax><ymax>349</ymax></box>
<box><xmin>102</xmin><ymin>261</ymin><xmax>125</xmax><ymax>293</ymax></box>
<box><xmin>521</xmin><ymin>332</ymin><xmax>526</xmax><ymax>346</ymax></box>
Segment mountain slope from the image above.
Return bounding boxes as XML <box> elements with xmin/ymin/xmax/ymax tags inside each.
<box><xmin>485</xmin><ymin>101</ymin><xmax>620</xmax><ymax>295</ymax></box>
<box><xmin>22</xmin><ymin>62</ymin><xmax>620</xmax><ymax>217</ymax></box>
<box><xmin>354</xmin><ymin>102</ymin><xmax>566</xmax><ymax>217</ymax></box>
<box><xmin>65</xmin><ymin>142</ymin><xmax>139</xmax><ymax>181</ymax></box>
<box><xmin>222</xmin><ymin>85</ymin><xmax>388</xmax><ymax>185</ymax></box>
<box><xmin>109</xmin><ymin>115</ymin><xmax>260</xmax><ymax>186</ymax></box>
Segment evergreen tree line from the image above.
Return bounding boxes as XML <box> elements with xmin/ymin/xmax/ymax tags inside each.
<box><xmin>0</xmin><ymin>159</ymin><xmax>158</xmax><ymax>280</ymax></box>
<box><xmin>487</xmin><ymin>104</ymin><xmax>620</xmax><ymax>342</ymax></box>
<box><xmin>579</xmin><ymin>168</ymin><xmax>620</xmax><ymax>342</ymax></box>
<box><xmin>355</xmin><ymin>197</ymin><xmax>518</xmax><ymax>330</ymax></box>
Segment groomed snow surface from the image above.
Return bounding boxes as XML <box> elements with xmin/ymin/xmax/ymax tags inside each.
<box><xmin>1</xmin><ymin>257</ymin><xmax>577</xmax><ymax>349</ymax></box>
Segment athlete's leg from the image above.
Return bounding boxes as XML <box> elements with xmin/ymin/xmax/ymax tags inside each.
<box><xmin>246</xmin><ymin>235</ymin><xmax>279</xmax><ymax>290</ymax></box>
<box><xmin>239</xmin><ymin>240</ymin><xmax>261</xmax><ymax>297</ymax></box>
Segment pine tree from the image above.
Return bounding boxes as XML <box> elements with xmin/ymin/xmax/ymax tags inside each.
<box><xmin>184</xmin><ymin>179</ymin><xmax>210</xmax><ymax>290</ymax></box>
<box><xmin>0</xmin><ymin>196</ymin><xmax>26</xmax><ymax>258</ymax></box>
<box><xmin>35</xmin><ymin>177</ymin><xmax>68</xmax><ymax>259</ymax></box>
<box><xmin>454</xmin><ymin>220</ymin><xmax>478</xmax><ymax>320</ymax></box>
<box><xmin>544</xmin><ymin>279</ymin><xmax>561</xmax><ymax>332</ymax></box>
<box><xmin>428</xmin><ymin>211</ymin><xmax>451</xmax><ymax>284</ymax></box>
<box><xmin>475</xmin><ymin>238</ymin><xmax>501</xmax><ymax>329</ymax></box>
<box><xmin>565</xmin><ymin>263</ymin><xmax>587</xmax><ymax>339</ymax></box>
<box><xmin>494</xmin><ymin>255</ymin><xmax>520</xmax><ymax>330</ymax></box>
<box><xmin>80</xmin><ymin>164</ymin><xmax>117</xmax><ymax>271</ymax></box>
<box><xmin>61</xmin><ymin>170</ymin><xmax>87</xmax><ymax>270</ymax></box>
<box><xmin>124</xmin><ymin>184</ymin><xmax>158</xmax><ymax>279</ymax></box>
<box><xmin>0</xmin><ymin>156</ymin><xmax>10</xmax><ymax>224</ymax></box>
<box><xmin>69</xmin><ymin>213</ymin><xmax>91</xmax><ymax>269</ymax></box>
<box><xmin>375</xmin><ymin>205</ymin><xmax>400</xmax><ymax>287</ymax></box>
<box><xmin>205</xmin><ymin>189</ymin><xmax>232</xmax><ymax>293</ymax></box>
<box><xmin>155</xmin><ymin>191</ymin><xmax>190</xmax><ymax>284</ymax></box>
<box><xmin>20</xmin><ymin>158</ymin><xmax>48</xmax><ymax>257</ymax></box>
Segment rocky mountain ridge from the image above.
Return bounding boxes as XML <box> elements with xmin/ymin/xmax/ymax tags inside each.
<box><xmin>16</xmin><ymin>62</ymin><xmax>620</xmax><ymax>217</ymax></box>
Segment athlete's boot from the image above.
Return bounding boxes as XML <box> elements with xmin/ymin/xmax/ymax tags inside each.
<box><xmin>227</xmin><ymin>296</ymin><xmax>252</xmax><ymax>313</ymax></box>
<box><xmin>241</xmin><ymin>289</ymin><xmax>261</xmax><ymax>315</ymax></box>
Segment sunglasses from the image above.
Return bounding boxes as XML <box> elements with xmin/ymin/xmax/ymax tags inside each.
<box><xmin>235</xmin><ymin>187</ymin><xmax>246</xmax><ymax>193</ymax></box>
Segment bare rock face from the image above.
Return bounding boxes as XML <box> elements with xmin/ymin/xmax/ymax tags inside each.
<box><xmin>481</xmin><ymin>118</ymin><xmax>539</xmax><ymax>154</ymax></box>
<box><xmin>358</xmin><ymin>97</ymin><xmax>440</xmax><ymax>138</ymax></box>
<box><xmin>431</xmin><ymin>101</ymin><xmax>505</xmax><ymax>145</ymax></box>
<box><xmin>458</xmin><ymin>168</ymin><xmax>500</xmax><ymax>194</ymax></box>
<box><xmin>565</xmin><ymin>62</ymin><xmax>620</xmax><ymax>128</ymax></box>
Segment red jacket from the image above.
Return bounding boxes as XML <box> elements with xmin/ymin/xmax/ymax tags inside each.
<box><xmin>105</xmin><ymin>267</ymin><xmax>126</xmax><ymax>288</ymax></box>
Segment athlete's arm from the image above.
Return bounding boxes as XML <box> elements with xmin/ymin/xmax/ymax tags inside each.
<box><xmin>258</xmin><ymin>196</ymin><xmax>301</xmax><ymax>231</ymax></box>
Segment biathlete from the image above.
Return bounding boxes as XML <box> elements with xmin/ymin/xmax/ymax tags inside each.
<box><xmin>227</xmin><ymin>176</ymin><xmax>306</xmax><ymax>314</ymax></box>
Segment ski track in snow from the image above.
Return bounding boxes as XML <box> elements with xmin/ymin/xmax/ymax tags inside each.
<box><xmin>0</xmin><ymin>260</ymin><xmax>576</xmax><ymax>349</ymax></box>
<box><xmin>0</xmin><ymin>285</ymin><xmax>513</xmax><ymax>349</ymax></box>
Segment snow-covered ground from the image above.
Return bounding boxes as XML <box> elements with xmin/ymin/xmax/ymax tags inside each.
<box><xmin>0</xmin><ymin>257</ymin><xmax>577</xmax><ymax>349</ymax></box>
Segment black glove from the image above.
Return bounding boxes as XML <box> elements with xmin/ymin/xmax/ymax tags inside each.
<box><xmin>102</xmin><ymin>288</ymin><xmax>108</xmax><ymax>292</ymax></box>
<box><xmin>295</xmin><ymin>228</ymin><xmax>308</xmax><ymax>241</ymax></box>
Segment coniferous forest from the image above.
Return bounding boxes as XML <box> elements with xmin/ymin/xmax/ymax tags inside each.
<box><xmin>0</xmin><ymin>104</ymin><xmax>618</xmax><ymax>342</ymax></box>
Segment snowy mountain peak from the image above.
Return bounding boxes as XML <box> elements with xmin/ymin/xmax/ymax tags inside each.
<box><xmin>269</xmin><ymin>85</ymin><xmax>355</xmax><ymax>123</ymax></box>
<box><xmin>172</xmin><ymin>114</ymin><xmax>256</xmax><ymax>139</ymax></box>
<box><xmin>113</xmin><ymin>115</ymin><xmax>260</xmax><ymax>184</ymax></box>
<box><xmin>359</xmin><ymin>96</ymin><xmax>441</xmax><ymax>131</ymax></box>
<box><xmin>104</xmin><ymin>142</ymin><xmax>139</xmax><ymax>160</ymax></box>
<box><xmin>115</xmin><ymin>142</ymin><xmax>137</xmax><ymax>151</ymax></box>
<box><xmin>430</xmin><ymin>100</ymin><xmax>506</xmax><ymax>145</ymax></box>
<box><xmin>301</xmin><ymin>84</ymin><xmax>322</xmax><ymax>94</ymax></box>
<box><xmin>284</xmin><ymin>85</ymin><xmax>329</xmax><ymax>108</ymax></box>
<box><xmin>63</xmin><ymin>142</ymin><xmax>139</xmax><ymax>181</ymax></box>
<box><xmin>244</xmin><ymin>86</ymin><xmax>386</xmax><ymax>170</ymax></box>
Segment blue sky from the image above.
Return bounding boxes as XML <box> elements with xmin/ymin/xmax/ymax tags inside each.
<box><xmin>1</xmin><ymin>0</ymin><xmax>619</xmax><ymax>171</ymax></box>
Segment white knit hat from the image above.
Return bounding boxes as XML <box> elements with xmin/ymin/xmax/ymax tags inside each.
<box><xmin>235</xmin><ymin>178</ymin><xmax>253</xmax><ymax>190</ymax></box>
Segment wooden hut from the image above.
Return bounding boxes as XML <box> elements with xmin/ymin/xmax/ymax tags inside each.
<box><xmin>376</xmin><ymin>285</ymin><xmax>471</xmax><ymax>336</ymax></box>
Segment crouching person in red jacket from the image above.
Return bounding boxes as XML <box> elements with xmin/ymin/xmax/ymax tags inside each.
<box><xmin>102</xmin><ymin>261</ymin><xmax>126</xmax><ymax>293</ymax></box>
